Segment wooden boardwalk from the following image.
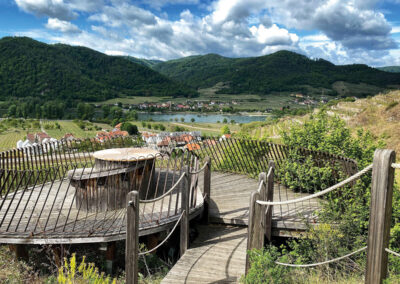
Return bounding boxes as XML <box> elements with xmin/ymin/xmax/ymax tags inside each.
<box><xmin>163</xmin><ymin>172</ymin><xmax>322</xmax><ymax>283</ymax></box>
<box><xmin>0</xmin><ymin>177</ymin><xmax>204</xmax><ymax>244</ymax></box>
<box><xmin>208</xmin><ymin>172</ymin><xmax>321</xmax><ymax>234</ymax></box>
<box><xmin>162</xmin><ymin>225</ymin><xmax>247</xmax><ymax>284</ymax></box>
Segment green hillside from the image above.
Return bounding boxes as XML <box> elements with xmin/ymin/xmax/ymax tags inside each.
<box><xmin>121</xmin><ymin>56</ymin><xmax>162</xmax><ymax>68</ymax></box>
<box><xmin>378</xmin><ymin>66</ymin><xmax>400</xmax><ymax>73</ymax></box>
<box><xmin>0</xmin><ymin>37</ymin><xmax>195</xmax><ymax>102</ymax></box>
<box><xmin>153</xmin><ymin>51</ymin><xmax>400</xmax><ymax>96</ymax></box>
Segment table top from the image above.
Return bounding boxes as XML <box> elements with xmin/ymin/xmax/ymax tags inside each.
<box><xmin>93</xmin><ymin>148</ymin><xmax>159</xmax><ymax>162</ymax></box>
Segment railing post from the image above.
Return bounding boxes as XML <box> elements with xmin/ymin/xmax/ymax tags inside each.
<box><xmin>366</xmin><ymin>149</ymin><xmax>395</xmax><ymax>284</ymax></box>
<box><xmin>245</xmin><ymin>191</ymin><xmax>263</xmax><ymax>274</ymax></box>
<box><xmin>126</xmin><ymin>191</ymin><xmax>139</xmax><ymax>284</ymax></box>
<box><xmin>265</xmin><ymin>161</ymin><xmax>275</xmax><ymax>243</ymax></box>
<box><xmin>202</xmin><ymin>156</ymin><xmax>211</xmax><ymax>224</ymax></box>
<box><xmin>180</xmin><ymin>166</ymin><xmax>190</xmax><ymax>256</ymax></box>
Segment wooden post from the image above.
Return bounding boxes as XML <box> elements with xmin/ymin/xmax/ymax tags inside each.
<box><xmin>180</xmin><ymin>166</ymin><xmax>190</xmax><ymax>256</ymax></box>
<box><xmin>126</xmin><ymin>191</ymin><xmax>139</xmax><ymax>284</ymax></box>
<box><xmin>245</xmin><ymin>191</ymin><xmax>263</xmax><ymax>274</ymax></box>
<box><xmin>202</xmin><ymin>157</ymin><xmax>211</xmax><ymax>224</ymax></box>
<box><xmin>9</xmin><ymin>244</ymin><xmax>29</xmax><ymax>262</ymax></box>
<box><xmin>366</xmin><ymin>149</ymin><xmax>395</xmax><ymax>284</ymax></box>
<box><xmin>105</xmin><ymin>242</ymin><xmax>116</xmax><ymax>275</ymax></box>
<box><xmin>265</xmin><ymin>161</ymin><xmax>275</xmax><ymax>243</ymax></box>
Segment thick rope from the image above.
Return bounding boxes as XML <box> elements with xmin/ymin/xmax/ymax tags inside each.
<box><xmin>392</xmin><ymin>163</ymin><xmax>400</xmax><ymax>169</ymax></box>
<box><xmin>275</xmin><ymin>246</ymin><xmax>367</xmax><ymax>267</ymax></box>
<box><xmin>138</xmin><ymin>211</ymin><xmax>185</xmax><ymax>256</ymax></box>
<box><xmin>189</xmin><ymin>162</ymin><xmax>209</xmax><ymax>174</ymax></box>
<box><xmin>386</xmin><ymin>248</ymin><xmax>400</xmax><ymax>257</ymax></box>
<box><xmin>257</xmin><ymin>164</ymin><xmax>373</xmax><ymax>206</ymax></box>
<box><xmin>257</xmin><ymin>180</ymin><xmax>265</xmax><ymax>193</ymax></box>
<box><xmin>139</xmin><ymin>172</ymin><xmax>186</xmax><ymax>203</ymax></box>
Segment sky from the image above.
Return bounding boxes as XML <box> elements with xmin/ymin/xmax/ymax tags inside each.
<box><xmin>1</xmin><ymin>0</ymin><xmax>400</xmax><ymax>66</ymax></box>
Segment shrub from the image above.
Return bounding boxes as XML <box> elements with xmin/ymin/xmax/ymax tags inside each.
<box><xmin>221</xmin><ymin>125</ymin><xmax>230</xmax><ymax>135</ymax></box>
<box><xmin>121</xmin><ymin>122</ymin><xmax>139</xmax><ymax>135</ymax></box>
<box><xmin>57</xmin><ymin>253</ymin><xmax>116</xmax><ymax>284</ymax></box>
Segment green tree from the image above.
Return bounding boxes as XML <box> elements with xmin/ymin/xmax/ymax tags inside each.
<box><xmin>221</xmin><ymin>125</ymin><xmax>230</xmax><ymax>135</ymax></box>
<box><xmin>191</xmin><ymin>118</ymin><xmax>195</xmax><ymax>123</ymax></box>
<box><xmin>121</xmin><ymin>122</ymin><xmax>139</xmax><ymax>135</ymax></box>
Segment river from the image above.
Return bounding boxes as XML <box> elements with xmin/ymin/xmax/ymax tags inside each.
<box><xmin>137</xmin><ymin>113</ymin><xmax>268</xmax><ymax>124</ymax></box>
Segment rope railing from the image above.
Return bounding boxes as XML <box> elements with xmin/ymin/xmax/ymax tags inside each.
<box><xmin>275</xmin><ymin>246</ymin><xmax>367</xmax><ymax>268</ymax></box>
<box><xmin>138</xmin><ymin>210</ymin><xmax>185</xmax><ymax>256</ymax></box>
<box><xmin>256</xmin><ymin>164</ymin><xmax>373</xmax><ymax>206</ymax></box>
<box><xmin>386</xmin><ymin>248</ymin><xmax>400</xmax><ymax>258</ymax></box>
<box><xmin>138</xmin><ymin>172</ymin><xmax>187</xmax><ymax>204</ymax></box>
<box><xmin>188</xmin><ymin>161</ymin><xmax>208</xmax><ymax>174</ymax></box>
<box><xmin>392</xmin><ymin>163</ymin><xmax>400</xmax><ymax>169</ymax></box>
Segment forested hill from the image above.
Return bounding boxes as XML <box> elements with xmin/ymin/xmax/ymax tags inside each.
<box><xmin>153</xmin><ymin>51</ymin><xmax>400</xmax><ymax>95</ymax></box>
<box><xmin>378</xmin><ymin>66</ymin><xmax>400</xmax><ymax>73</ymax></box>
<box><xmin>0</xmin><ymin>37</ymin><xmax>195</xmax><ymax>102</ymax></box>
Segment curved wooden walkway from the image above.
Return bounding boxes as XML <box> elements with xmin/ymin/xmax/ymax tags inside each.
<box><xmin>163</xmin><ymin>172</ymin><xmax>322</xmax><ymax>283</ymax></box>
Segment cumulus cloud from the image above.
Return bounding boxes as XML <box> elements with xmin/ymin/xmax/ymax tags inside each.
<box><xmin>46</xmin><ymin>18</ymin><xmax>81</xmax><ymax>33</ymax></box>
<box><xmin>13</xmin><ymin>0</ymin><xmax>400</xmax><ymax>66</ymax></box>
<box><xmin>15</xmin><ymin>0</ymin><xmax>76</xmax><ymax>20</ymax></box>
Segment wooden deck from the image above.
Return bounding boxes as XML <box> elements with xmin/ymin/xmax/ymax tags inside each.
<box><xmin>162</xmin><ymin>225</ymin><xmax>247</xmax><ymax>284</ymax></box>
<box><xmin>0</xmin><ymin>178</ymin><xmax>203</xmax><ymax>244</ymax></box>
<box><xmin>207</xmin><ymin>172</ymin><xmax>321</xmax><ymax>234</ymax></box>
<box><xmin>163</xmin><ymin>172</ymin><xmax>323</xmax><ymax>283</ymax></box>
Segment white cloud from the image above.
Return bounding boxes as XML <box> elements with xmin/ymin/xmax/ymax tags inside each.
<box><xmin>13</xmin><ymin>0</ymin><xmax>400</xmax><ymax>66</ymax></box>
<box><xmin>15</xmin><ymin>0</ymin><xmax>76</xmax><ymax>20</ymax></box>
<box><xmin>45</xmin><ymin>18</ymin><xmax>80</xmax><ymax>33</ymax></box>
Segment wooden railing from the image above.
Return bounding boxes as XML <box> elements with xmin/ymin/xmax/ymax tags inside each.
<box><xmin>125</xmin><ymin>157</ymin><xmax>211</xmax><ymax>284</ymax></box>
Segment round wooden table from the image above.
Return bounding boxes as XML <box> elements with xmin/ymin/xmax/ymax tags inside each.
<box><xmin>69</xmin><ymin>148</ymin><xmax>159</xmax><ymax>212</ymax></box>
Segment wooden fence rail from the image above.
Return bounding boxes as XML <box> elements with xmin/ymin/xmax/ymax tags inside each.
<box><xmin>125</xmin><ymin>157</ymin><xmax>211</xmax><ymax>284</ymax></box>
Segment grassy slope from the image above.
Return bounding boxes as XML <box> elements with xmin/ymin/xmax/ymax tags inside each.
<box><xmin>0</xmin><ymin>120</ymin><xmax>110</xmax><ymax>151</ymax></box>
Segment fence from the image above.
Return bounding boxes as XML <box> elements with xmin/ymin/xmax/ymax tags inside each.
<box><xmin>0</xmin><ymin>137</ymin><xmax>205</xmax><ymax>243</ymax></box>
<box><xmin>246</xmin><ymin>149</ymin><xmax>399</xmax><ymax>284</ymax></box>
<box><xmin>194</xmin><ymin>137</ymin><xmax>358</xmax><ymax>179</ymax></box>
<box><xmin>125</xmin><ymin>157</ymin><xmax>211</xmax><ymax>284</ymax></box>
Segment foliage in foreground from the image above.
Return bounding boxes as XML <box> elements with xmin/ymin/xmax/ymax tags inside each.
<box><xmin>244</xmin><ymin>111</ymin><xmax>400</xmax><ymax>283</ymax></box>
<box><xmin>57</xmin><ymin>254</ymin><xmax>116</xmax><ymax>284</ymax></box>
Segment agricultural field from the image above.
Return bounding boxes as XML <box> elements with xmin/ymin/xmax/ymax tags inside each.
<box><xmin>130</xmin><ymin>120</ymin><xmax>240</xmax><ymax>136</ymax></box>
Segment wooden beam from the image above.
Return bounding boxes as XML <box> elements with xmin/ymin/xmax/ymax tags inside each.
<box><xmin>366</xmin><ymin>149</ymin><xmax>395</xmax><ymax>284</ymax></box>
<box><xmin>265</xmin><ymin>161</ymin><xmax>275</xmax><ymax>243</ymax></box>
<box><xmin>180</xmin><ymin>166</ymin><xmax>190</xmax><ymax>256</ymax></box>
<box><xmin>126</xmin><ymin>191</ymin><xmax>139</xmax><ymax>284</ymax></box>
<box><xmin>245</xmin><ymin>191</ymin><xmax>263</xmax><ymax>274</ymax></box>
<box><xmin>202</xmin><ymin>157</ymin><xmax>211</xmax><ymax>224</ymax></box>
<box><xmin>105</xmin><ymin>241</ymin><xmax>116</xmax><ymax>276</ymax></box>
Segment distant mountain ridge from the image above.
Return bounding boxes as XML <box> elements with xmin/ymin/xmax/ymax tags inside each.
<box><xmin>378</xmin><ymin>66</ymin><xmax>400</xmax><ymax>73</ymax></box>
<box><xmin>0</xmin><ymin>37</ymin><xmax>195</xmax><ymax>102</ymax></box>
<box><xmin>153</xmin><ymin>51</ymin><xmax>400</xmax><ymax>96</ymax></box>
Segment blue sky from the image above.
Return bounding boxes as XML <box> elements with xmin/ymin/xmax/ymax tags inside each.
<box><xmin>1</xmin><ymin>0</ymin><xmax>400</xmax><ymax>66</ymax></box>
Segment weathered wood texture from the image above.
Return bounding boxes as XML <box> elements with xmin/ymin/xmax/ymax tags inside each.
<box><xmin>245</xmin><ymin>191</ymin><xmax>263</xmax><ymax>274</ymax></box>
<box><xmin>265</xmin><ymin>162</ymin><xmax>275</xmax><ymax>242</ymax></box>
<box><xmin>202</xmin><ymin>157</ymin><xmax>211</xmax><ymax>224</ymax></box>
<box><xmin>126</xmin><ymin>191</ymin><xmax>139</xmax><ymax>284</ymax></box>
<box><xmin>202</xmin><ymin>172</ymin><xmax>321</xmax><ymax>232</ymax></box>
<box><xmin>162</xmin><ymin>225</ymin><xmax>247</xmax><ymax>284</ymax></box>
<box><xmin>365</xmin><ymin>149</ymin><xmax>395</xmax><ymax>284</ymax></box>
<box><xmin>0</xmin><ymin>175</ymin><xmax>204</xmax><ymax>243</ymax></box>
<box><xmin>180</xmin><ymin>166</ymin><xmax>190</xmax><ymax>256</ymax></box>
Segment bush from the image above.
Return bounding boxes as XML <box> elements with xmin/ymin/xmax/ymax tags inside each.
<box><xmin>57</xmin><ymin>253</ymin><xmax>116</xmax><ymax>284</ymax></box>
<box><xmin>243</xmin><ymin>246</ymin><xmax>293</xmax><ymax>284</ymax></box>
<box><xmin>221</xmin><ymin>125</ymin><xmax>230</xmax><ymax>135</ymax></box>
<box><xmin>121</xmin><ymin>122</ymin><xmax>139</xmax><ymax>135</ymax></box>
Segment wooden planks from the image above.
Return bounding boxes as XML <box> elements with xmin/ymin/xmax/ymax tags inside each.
<box><xmin>162</xmin><ymin>225</ymin><xmax>247</xmax><ymax>284</ymax></box>
<box><xmin>203</xmin><ymin>172</ymin><xmax>322</xmax><ymax>232</ymax></box>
